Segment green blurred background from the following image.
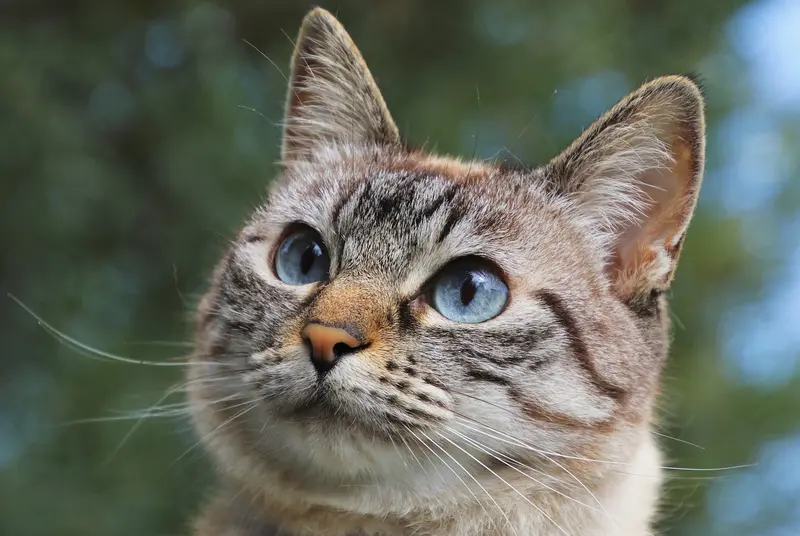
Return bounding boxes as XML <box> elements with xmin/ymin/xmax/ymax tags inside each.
<box><xmin>2</xmin><ymin>0</ymin><xmax>799</xmax><ymax>535</ymax></box>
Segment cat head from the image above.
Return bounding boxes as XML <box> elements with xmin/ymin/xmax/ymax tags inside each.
<box><xmin>189</xmin><ymin>8</ymin><xmax>704</xmax><ymax>514</ymax></box>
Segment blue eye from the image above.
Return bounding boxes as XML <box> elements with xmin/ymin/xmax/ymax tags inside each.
<box><xmin>431</xmin><ymin>260</ymin><xmax>509</xmax><ymax>323</ymax></box>
<box><xmin>274</xmin><ymin>227</ymin><xmax>330</xmax><ymax>285</ymax></box>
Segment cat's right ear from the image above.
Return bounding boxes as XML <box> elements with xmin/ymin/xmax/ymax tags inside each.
<box><xmin>546</xmin><ymin>76</ymin><xmax>705</xmax><ymax>305</ymax></box>
<box><xmin>281</xmin><ymin>8</ymin><xmax>401</xmax><ymax>163</ymax></box>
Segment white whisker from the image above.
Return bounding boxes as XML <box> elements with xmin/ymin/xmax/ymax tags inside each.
<box><xmin>453</xmin><ymin>414</ymin><xmax>752</xmax><ymax>473</ymax></box>
<box><xmin>170</xmin><ymin>398</ymin><xmax>262</xmax><ymax>467</ymax></box>
<box><xmin>406</xmin><ymin>427</ymin><xmax>499</xmax><ymax>533</ymax></box>
<box><xmin>414</xmin><ymin>428</ymin><xmax>514</xmax><ymax>536</ymax></box>
<box><xmin>9</xmin><ymin>294</ymin><xmax>223</xmax><ymax>368</ymax></box>
<box><xmin>436</xmin><ymin>432</ymin><xmax>570</xmax><ymax>536</ymax></box>
<box><xmin>452</xmin><ymin>416</ymin><xmax>617</xmax><ymax>532</ymax></box>
<box><xmin>443</xmin><ymin>425</ymin><xmax>598</xmax><ymax>513</ymax></box>
<box><xmin>398</xmin><ymin>431</ymin><xmax>428</xmax><ymax>476</ymax></box>
<box><xmin>650</xmin><ymin>430</ymin><xmax>705</xmax><ymax>450</ymax></box>
<box><xmin>405</xmin><ymin>426</ymin><xmax>449</xmax><ymax>487</ymax></box>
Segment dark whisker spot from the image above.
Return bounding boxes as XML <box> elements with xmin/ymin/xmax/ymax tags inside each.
<box><xmin>406</xmin><ymin>407</ymin><xmax>438</xmax><ymax>420</ymax></box>
<box><xmin>414</xmin><ymin>392</ymin><xmax>446</xmax><ymax>408</ymax></box>
<box><xmin>422</xmin><ymin>375</ymin><xmax>446</xmax><ymax>389</ymax></box>
<box><xmin>465</xmin><ymin>368</ymin><xmax>510</xmax><ymax>386</ymax></box>
<box><xmin>404</xmin><ymin>367</ymin><xmax>417</xmax><ymax>376</ymax></box>
<box><xmin>394</xmin><ymin>380</ymin><xmax>410</xmax><ymax>391</ymax></box>
<box><xmin>384</xmin><ymin>413</ymin><xmax>416</xmax><ymax>427</ymax></box>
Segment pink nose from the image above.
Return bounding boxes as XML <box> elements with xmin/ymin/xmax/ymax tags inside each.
<box><xmin>301</xmin><ymin>323</ymin><xmax>363</xmax><ymax>373</ymax></box>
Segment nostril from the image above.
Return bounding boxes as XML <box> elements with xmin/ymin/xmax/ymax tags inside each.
<box><xmin>332</xmin><ymin>341</ymin><xmax>358</xmax><ymax>357</ymax></box>
<box><xmin>302</xmin><ymin>323</ymin><xmax>367</xmax><ymax>375</ymax></box>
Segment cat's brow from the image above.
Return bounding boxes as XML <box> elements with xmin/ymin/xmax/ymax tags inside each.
<box><xmin>434</xmin><ymin>202</ymin><xmax>466</xmax><ymax>244</ymax></box>
<box><xmin>418</xmin><ymin>183</ymin><xmax>457</xmax><ymax>220</ymax></box>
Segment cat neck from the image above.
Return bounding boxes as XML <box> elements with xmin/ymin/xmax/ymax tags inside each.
<box><xmin>196</xmin><ymin>428</ymin><xmax>663</xmax><ymax>536</ymax></box>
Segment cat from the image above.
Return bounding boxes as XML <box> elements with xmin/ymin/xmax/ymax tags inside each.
<box><xmin>188</xmin><ymin>7</ymin><xmax>705</xmax><ymax>536</ymax></box>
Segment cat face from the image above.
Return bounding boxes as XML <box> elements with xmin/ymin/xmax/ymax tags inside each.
<box><xmin>188</xmin><ymin>8</ymin><xmax>704</xmax><ymax>512</ymax></box>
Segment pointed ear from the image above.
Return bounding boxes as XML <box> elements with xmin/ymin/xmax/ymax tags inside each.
<box><xmin>547</xmin><ymin>76</ymin><xmax>705</xmax><ymax>304</ymax></box>
<box><xmin>281</xmin><ymin>8</ymin><xmax>401</xmax><ymax>163</ymax></box>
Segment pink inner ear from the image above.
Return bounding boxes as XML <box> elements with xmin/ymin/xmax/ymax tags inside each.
<box><xmin>608</xmin><ymin>138</ymin><xmax>696</xmax><ymax>291</ymax></box>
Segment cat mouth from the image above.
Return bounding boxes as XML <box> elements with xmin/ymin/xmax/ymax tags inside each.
<box><xmin>285</xmin><ymin>384</ymin><xmax>369</xmax><ymax>423</ymax></box>
<box><xmin>288</xmin><ymin>387</ymin><xmax>331</xmax><ymax>417</ymax></box>
<box><xmin>275</xmin><ymin>381</ymin><xmax>436</xmax><ymax>438</ymax></box>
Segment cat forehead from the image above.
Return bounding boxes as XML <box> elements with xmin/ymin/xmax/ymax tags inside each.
<box><xmin>244</xmin><ymin>147</ymin><xmax>596</xmax><ymax>285</ymax></box>
<box><xmin>263</xmin><ymin>149</ymin><xmax>556</xmax><ymax>243</ymax></box>
<box><xmin>267</xmin><ymin>147</ymin><xmax>548</xmax><ymax>228</ymax></box>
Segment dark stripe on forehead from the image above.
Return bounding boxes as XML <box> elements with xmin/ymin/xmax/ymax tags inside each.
<box><xmin>420</xmin><ymin>184</ymin><xmax>458</xmax><ymax>220</ymax></box>
<box><xmin>347</xmin><ymin>180</ymin><xmax>374</xmax><ymax>221</ymax></box>
<box><xmin>536</xmin><ymin>290</ymin><xmax>626</xmax><ymax>402</ymax></box>
<box><xmin>337</xmin><ymin>173</ymin><xmax>419</xmax><ymax>226</ymax></box>
<box><xmin>374</xmin><ymin>173</ymin><xmax>425</xmax><ymax>221</ymax></box>
<box><xmin>436</xmin><ymin>203</ymin><xmax>466</xmax><ymax>243</ymax></box>
<box><xmin>374</xmin><ymin>182</ymin><xmax>410</xmax><ymax>221</ymax></box>
<box><xmin>331</xmin><ymin>179</ymin><xmax>364</xmax><ymax>227</ymax></box>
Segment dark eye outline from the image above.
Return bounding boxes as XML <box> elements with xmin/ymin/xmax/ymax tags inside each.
<box><xmin>270</xmin><ymin>222</ymin><xmax>331</xmax><ymax>285</ymax></box>
<box><xmin>420</xmin><ymin>256</ymin><xmax>511</xmax><ymax>323</ymax></box>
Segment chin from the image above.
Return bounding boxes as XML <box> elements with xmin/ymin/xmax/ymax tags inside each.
<box><xmin>199</xmin><ymin>412</ymin><xmax>452</xmax><ymax>519</ymax></box>
<box><xmin>190</xmin><ymin>369</ymin><xmax>435</xmax><ymax>495</ymax></box>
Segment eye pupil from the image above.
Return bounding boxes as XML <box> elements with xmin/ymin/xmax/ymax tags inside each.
<box><xmin>274</xmin><ymin>227</ymin><xmax>330</xmax><ymax>285</ymax></box>
<box><xmin>431</xmin><ymin>259</ymin><xmax>508</xmax><ymax>323</ymax></box>
<box><xmin>299</xmin><ymin>244</ymin><xmax>319</xmax><ymax>274</ymax></box>
<box><xmin>460</xmin><ymin>276</ymin><xmax>477</xmax><ymax>306</ymax></box>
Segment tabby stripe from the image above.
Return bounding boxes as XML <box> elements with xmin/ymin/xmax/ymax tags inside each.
<box><xmin>508</xmin><ymin>387</ymin><xmax>612</xmax><ymax>430</ymax></box>
<box><xmin>536</xmin><ymin>290</ymin><xmax>626</xmax><ymax>401</ymax></box>
<box><xmin>464</xmin><ymin>347</ymin><xmax>526</xmax><ymax>367</ymax></box>
<box><xmin>373</xmin><ymin>174</ymin><xmax>418</xmax><ymax>222</ymax></box>
<box><xmin>421</xmin><ymin>184</ymin><xmax>457</xmax><ymax>220</ymax></box>
<box><xmin>243</xmin><ymin>234</ymin><xmax>266</xmax><ymax>243</ymax></box>
<box><xmin>376</xmin><ymin>194</ymin><xmax>399</xmax><ymax>221</ymax></box>
<box><xmin>435</xmin><ymin>204</ymin><xmax>465</xmax><ymax>243</ymax></box>
<box><xmin>626</xmin><ymin>289</ymin><xmax>662</xmax><ymax>319</ymax></box>
<box><xmin>331</xmin><ymin>180</ymin><xmax>368</xmax><ymax>227</ymax></box>
<box><xmin>425</xmin><ymin>328</ymin><xmax>554</xmax><ymax>365</ymax></box>
<box><xmin>396</xmin><ymin>301</ymin><xmax>419</xmax><ymax>333</ymax></box>
<box><xmin>465</xmin><ymin>367</ymin><xmax>511</xmax><ymax>386</ymax></box>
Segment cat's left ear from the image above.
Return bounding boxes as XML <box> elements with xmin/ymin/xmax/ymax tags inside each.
<box><xmin>281</xmin><ymin>8</ymin><xmax>401</xmax><ymax>163</ymax></box>
<box><xmin>547</xmin><ymin>76</ymin><xmax>705</xmax><ymax>304</ymax></box>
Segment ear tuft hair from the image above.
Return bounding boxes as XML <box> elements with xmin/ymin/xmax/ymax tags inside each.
<box><xmin>547</xmin><ymin>75</ymin><xmax>706</xmax><ymax>302</ymax></box>
<box><xmin>281</xmin><ymin>8</ymin><xmax>400</xmax><ymax>163</ymax></box>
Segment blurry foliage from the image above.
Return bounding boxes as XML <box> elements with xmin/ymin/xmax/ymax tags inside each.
<box><xmin>1</xmin><ymin>0</ymin><xmax>798</xmax><ymax>535</ymax></box>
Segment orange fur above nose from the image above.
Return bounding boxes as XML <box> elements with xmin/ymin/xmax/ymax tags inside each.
<box><xmin>305</xmin><ymin>282</ymin><xmax>389</xmax><ymax>346</ymax></box>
